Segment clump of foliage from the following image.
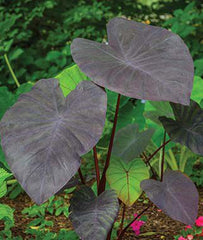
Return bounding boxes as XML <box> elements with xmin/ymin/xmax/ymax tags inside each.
<box><xmin>1</xmin><ymin>0</ymin><xmax>201</xmax><ymax>91</ymax></box>
<box><xmin>0</xmin><ymin>15</ymin><xmax>202</xmax><ymax>240</ymax></box>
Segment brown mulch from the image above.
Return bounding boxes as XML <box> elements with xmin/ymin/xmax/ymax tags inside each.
<box><xmin>0</xmin><ymin>188</ymin><xmax>203</xmax><ymax>240</ymax></box>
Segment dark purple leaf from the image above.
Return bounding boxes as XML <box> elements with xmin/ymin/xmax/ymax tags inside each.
<box><xmin>141</xmin><ymin>170</ymin><xmax>199</xmax><ymax>225</ymax></box>
<box><xmin>69</xmin><ymin>186</ymin><xmax>119</xmax><ymax>240</ymax></box>
<box><xmin>71</xmin><ymin>17</ymin><xmax>194</xmax><ymax>105</ymax></box>
<box><xmin>112</xmin><ymin>124</ymin><xmax>155</xmax><ymax>162</ymax></box>
<box><xmin>0</xmin><ymin>79</ymin><xmax>107</xmax><ymax>204</ymax></box>
<box><xmin>159</xmin><ymin>100</ymin><xmax>203</xmax><ymax>156</ymax></box>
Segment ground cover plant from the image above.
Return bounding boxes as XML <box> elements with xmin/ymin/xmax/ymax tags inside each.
<box><xmin>0</xmin><ymin>8</ymin><xmax>203</xmax><ymax>240</ymax></box>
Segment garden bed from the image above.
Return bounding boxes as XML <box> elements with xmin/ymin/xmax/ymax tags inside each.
<box><xmin>1</xmin><ymin>188</ymin><xmax>203</xmax><ymax>239</ymax></box>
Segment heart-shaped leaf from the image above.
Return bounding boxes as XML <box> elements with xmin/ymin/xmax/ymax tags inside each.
<box><xmin>55</xmin><ymin>64</ymin><xmax>89</xmax><ymax>96</ymax></box>
<box><xmin>106</xmin><ymin>157</ymin><xmax>149</xmax><ymax>206</ymax></box>
<box><xmin>69</xmin><ymin>186</ymin><xmax>119</xmax><ymax>240</ymax></box>
<box><xmin>71</xmin><ymin>17</ymin><xmax>194</xmax><ymax>105</ymax></box>
<box><xmin>112</xmin><ymin>124</ymin><xmax>155</xmax><ymax>162</ymax></box>
<box><xmin>159</xmin><ymin>100</ymin><xmax>203</xmax><ymax>156</ymax></box>
<box><xmin>141</xmin><ymin>170</ymin><xmax>199</xmax><ymax>225</ymax></box>
<box><xmin>0</xmin><ymin>79</ymin><xmax>107</xmax><ymax>204</ymax></box>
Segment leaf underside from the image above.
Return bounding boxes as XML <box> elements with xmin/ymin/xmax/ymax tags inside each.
<box><xmin>141</xmin><ymin>170</ymin><xmax>199</xmax><ymax>225</ymax></box>
<box><xmin>69</xmin><ymin>186</ymin><xmax>119</xmax><ymax>240</ymax></box>
<box><xmin>71</xmin><ymin>17</ymin><xmax>194</xmax><ymax>105</ymax></box>
<box><xmin>0</xmin><ymin>79</ymin><xmax>107</xmax><ymax>204</ymax></box>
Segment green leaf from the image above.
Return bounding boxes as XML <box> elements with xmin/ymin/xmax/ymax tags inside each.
<box><xmin>58</xmin><ymin>230</ymin><xmax>79</xmax><ymax>240</ymax></box>
<box><xmin>112</xmin><ymin>124</ymin><xmax>154</xmax><ymax>162</ymax></box>
<box><xmin>0</xmin><ymin>168</ymin><xmax>12</xmax><ymax>198</ymax></box>
<box><xmin>194</xmin><ymin>59</ymin><xmax>203</xmax><ymax>77</ymax></box>
<box><xmin>55</xmin><ymin>64</ymin><xmax>89</xmax><ymax>96</ymax></box>
<box><xmin>15</xmin><ymin>82</ymin><xmax>34</xmax><ymax>100</ymax></box>
<box><xmin>0</xmin><ymin>145</ymin><xmax>9</xmax><ymax>170</ymax></box>
<box><xmin>144</xmin><ymin>100</ymin><xmax>174</xmax><ymax>126</ymax></box>
<box><xmin>106</xmin><ymin>157</ymin><xmax>149</xmax><ymax>206</ymax></box>
<box><xmin>70</xmin><ymin>186</ymin><xmax>119</xmax><ymax>240</ymax></box>
<box><xmin>0</xmin><ymin>87</ymin><xmax>15</xmax><ymax>120</ymax></box>
<box><xmin>159</xmin><ymin>100</ymin><xmax>203</xmax><ymax>156</ymax></box>
<box><xmin>117</xmin><ymin>100</ymin><xmax>146</xmax><ymax>130</ymax></box>
<box><xmin>9</xmin><ymin>48</ymin><xmax>24</xmax><ymax>61</ymax></box>
<box><xmin>191</xmin><ymin>76</ymin><xmax>203</xmax><ymax>104</ymax></box>
<box><xmin>0</xmin><ymin>204</ymin><xmax>14</xmax><ymax>229</ymax></box>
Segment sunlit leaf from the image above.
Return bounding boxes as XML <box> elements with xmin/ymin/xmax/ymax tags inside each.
<box><xmin>106</xmin><ymin>157</ymin><xmax>149</xmax><ymax>206</ymax></box>
<box><xmin>56</xmin><ymin>64</ymin><xmax>89</xmax><ymax>96</ymax></box>
<box><xmin>112</xmin><ymin>124</ymin><xmax>154</xmax><ymax>162</ymax></box>
<box><xmin>141</xmin><ymin>170</ymin><xmax>199</xmax><ymax>225</ymax></box>
<box><xmin>0</xmin><ymin>79</ymin><xmax>107</xmax><ymax>204</ymax></box>
<box><xmin>69</xmin><ymin>186</ymin><xmax>119</xmax><ymax>240</ymax></box>
<box><xmin>71</xmin><ymin>17</ymin><xmax>194</xmax><ymax>105</ymax></box>
<box><xmin>159</xmin><ymin>100</ymin><xmax>203</xmax><ymax>156</ymax></box>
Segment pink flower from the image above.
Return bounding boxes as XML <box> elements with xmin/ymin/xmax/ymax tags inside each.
<box><xmin>184</xmin><ymin>225</ymin><xmax>192</xmax><ymax>231</ymax></box>
<box><xmin>178</xmin><ymin>236</ymin><xmax>187</xmax><ymax>240</ymax></box>
<box><xmin>195</xmin><ymin>216</ymin><xmax>203</xmax><ymax>227</ymax></box>
<box><xmin>130</xmin><ymin>214</ymin><xmax>145</xmax><ymax>236</ymax></box>
<box><xmin>187</xmin><ymin>235</ymin><xmax>193</xmax><ymax>240</ymax></box>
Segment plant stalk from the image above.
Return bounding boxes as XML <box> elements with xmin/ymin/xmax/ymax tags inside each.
<box><xmin>117</xmin><ymin>205</ymin><xmax>151</xmax><ymax>240</ymax></box>
<box><xmin>145</xmin><ymin>139</ymin><xmax>171</xmax><ymax>164</ymax></box>
<box><xmin>4</xmin><ymin>53</ymin><xmax>20</xmax><ymax>87</ymax></box>
<box><xmin>118</xmin><ymin>203</ymin><xmax>126</xmax><ymax>236</ymax></box>
<box><xmin>78</xmin><ymin>167</ymin><xmax>85</xmax><ymax>185</ymax></box>
<box><xmin>161</xmin><ymin>131</ymin><xmax>166</xmax><ymax>181</ymax></box>
<box><xmin>98</xmin><ymin>94</ymin><xmax>121</xmax><ymax>194</ymax></box>
<box><xmin>93</xmin><ymin>146</ymin><xmax>100</xmax><ymax>194</ymax></box>
<box><xmin>142</xmin><ymin>152</ymin><xmax>158</xmax><ymax>179</ymax></box>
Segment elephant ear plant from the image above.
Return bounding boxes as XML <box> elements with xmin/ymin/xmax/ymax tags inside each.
<box><xmin>0</xmin><ymin>17</ymin><xmax>200</xmax><ymax>240</ymax></box>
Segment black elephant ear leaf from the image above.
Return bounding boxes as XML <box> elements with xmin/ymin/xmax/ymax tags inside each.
<box><xmin>112</xmin><ymin>124</ymin><xmax>155</xmax><ymax>162</ymax></box>
<box><xmin>141</xmin><ymin>170</ymin><xmax>199</xmax><ymax>225</ymax></box>
<box><xmin>159</xmin><ymin>100</ymin><xmax>203</xmax><ymax>156</ymax></box>
<box><xmin>69</xmin><ymin>186</ymin><xmax>119</xmax><ymax>240</ymax></box>
<box><xmin>71</xmin><ymin>17</ymin><xmax>194</xmax><ymax>105</ymax></box>
<box><xmin>0</xmin><ymin>79</ymin><xmax>107</xmax><ymax>204</ymax></box>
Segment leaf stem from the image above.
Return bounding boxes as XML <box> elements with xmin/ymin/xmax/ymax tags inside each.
<box><xmin>142</xmin><ymin>152</ymin><xmax>158</xmax><ymax>179</ymax></box>
<box><xmin>78</xmin><ymin>167</ymin><xmax>85</xmax><ymax>185</ymax></box>
<box><xmin>4</xmin><ymin>53</ymin><xmax>20</xmax><ymax>87</ymax></box>
<box><xmin>93</xmin><ymin>146</ymin><xmax>100</xmax><ymax>194</ymax></box>
<box><xmin>117</xmin><ymin>205</ymin><xmax>151</xmax><ymax>240</ymax></box>
<box><xmin>118</xmin><ymin>203</ymin><xmax>126</xmax><ymax>236</ymax></box>
<box><xmin>145</xmin><ymin>139</ymin><xmax>171</xmax><ymax>164</ymax></box>
<box><xmin>98</xmin><ymin>94</ymin><xmax>121</xmax><ymax>194</ymax></box>
<box><xmin>161</xmin><ymin>131</ymin><xmax>166</xmax><ymax>181</ymax></box>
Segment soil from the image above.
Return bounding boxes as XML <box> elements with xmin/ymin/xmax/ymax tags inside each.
<box><xmin>0</xmin><ymin>188</ymin><xmax>203</xmax><ymax>240</ymax></box>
